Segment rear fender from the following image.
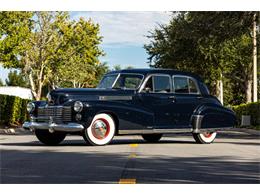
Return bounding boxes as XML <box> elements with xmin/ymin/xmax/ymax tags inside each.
<box><xmin>192</xmin><ymin>103</ymin><xmax>237</xmax><ymax>131</ymax></box>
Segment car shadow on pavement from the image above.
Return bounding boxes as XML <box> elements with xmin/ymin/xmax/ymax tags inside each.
<box><xmin>217</xmin><ymin>132</ymin><xmax>260</xmax><ymax>140</ymax></box>
<box><xmin>0</xmin><ymin>139</ymin><xmax>196</xmax><ymax>147</ymax></box>
<box><xmin>1</xmin><ymin>132</ymin><xmax>259</xmax><ymax>146</ymax></box>
<box><xmin>1</xmin><ymin>148</ymin><xmax>259</xmax><ymax>184</ymax></box>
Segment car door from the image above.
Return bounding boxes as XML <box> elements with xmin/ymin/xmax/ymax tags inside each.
<box><xmin>172</xmin><ymin>75</ymin><xmax>203</xmax><ymax>127</ymax></box>
<box><xmin>139</xmin><ymin>74</ymin><xmax>178</xmax><ymax>129</ymax></box>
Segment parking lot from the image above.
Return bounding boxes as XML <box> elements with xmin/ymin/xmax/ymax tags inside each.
<box><xmin>0</xmin><ymin>131</ymin><xmax>259</xmax><ymax>184</ymax></box>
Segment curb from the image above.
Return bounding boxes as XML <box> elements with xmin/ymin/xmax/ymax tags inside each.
<box><xmin>228</xmin><ymin>128</ymin><xmax>260</xmax><ymax>136</ymax></box>
<box><xmin>0</xmin><ymin>127</ymin><xmax>32</xmax><ymax>135</ymax></box>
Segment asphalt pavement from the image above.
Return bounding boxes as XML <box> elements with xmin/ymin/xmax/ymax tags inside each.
<box><xmin>0</xmin><ymin>131</ymin><xmax>259</xmax><ymax>184</ymax></box>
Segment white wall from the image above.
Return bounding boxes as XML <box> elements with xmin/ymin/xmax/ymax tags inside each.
<box><xmin>0</xmin><ymin>86</ymin><xmax>33</xmax><ymax>100</ymax></box>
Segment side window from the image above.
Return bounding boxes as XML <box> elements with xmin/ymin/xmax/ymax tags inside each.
<box><xmin>188</xmin><ymin>78</ymin><xmax>198</xmax><ymax>93</ymax></box>
<box><xmin>173</xmin><ymin>77</ymin><xmax>189</xmax><ymax>93</ymax></box>
<box><xmin>173</xmin><ymin>76</ymin><xmax>199</xmax><ymax>94</ymax></box>
<box><xmin>153</xmin><ymin>76</ymin><xmax>171</xmax><ymax>93</ymax></box>
<box><xmin>142</xmin><ymin>75</ymin><xmax>171</xmax><ymax>93</ymax></box>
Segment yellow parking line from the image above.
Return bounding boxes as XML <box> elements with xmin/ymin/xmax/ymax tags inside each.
<box><xmin>129</xmin><ymin>143</ymin><xmax>138</xmax><ymax>147</ymax></box>
<box><xmin>129</xmin><ymin>153</ymin><xmax>137</xmax><ymax>158</ymax></box>
<box><xmin>118</xmin><ymin>179</ymin><xmax>136</xmax><ymax>184</ymax></box>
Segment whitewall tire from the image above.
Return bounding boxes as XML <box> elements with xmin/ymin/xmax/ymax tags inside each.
<box><xmin>192</xmin><ymin>132</ymin><xmax>217</xmax><ymax>144</ymax></box>
<box><xmin>83</xmin><ymin>113</ymin><xmax>115</xmax><ymax>146</ymax></box>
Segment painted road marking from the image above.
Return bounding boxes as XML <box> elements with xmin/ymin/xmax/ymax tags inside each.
<box><xmin>118</xmin><ymin>143</ymin><xmax>138</xmax><ymax>184</ymax></box>
<box><xmin>118</xmin><ymin>179</ymin><xmax>136</xmax><ymax>184</ymax></box>
<box><xmin>129</xmin><ymin>153</ymin><xmax>137</xmax><ymax>158</ymax></box>
<box><xmin>129</xmin><ymin>144</ymin><xmax>138</xmax><ymax>147</ymax></box>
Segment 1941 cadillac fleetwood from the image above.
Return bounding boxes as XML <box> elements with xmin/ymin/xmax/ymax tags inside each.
<box><xmin>23</xmin><ymin>69</ymin><xmax>236</xmax><ymax>146</ymax></box>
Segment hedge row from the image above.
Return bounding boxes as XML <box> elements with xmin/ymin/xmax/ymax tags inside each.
<box><xmin>232</xmin><ymin>101</ymin><xmax>260</xmax><ymax>126</ymax></box>
<box><xmin>0</xmin><ymin>94</ymin><xmax>30</xmax><ymax>126</ymax></box>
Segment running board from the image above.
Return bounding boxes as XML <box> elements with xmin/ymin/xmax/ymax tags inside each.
<box><xmin>118</xmin><ymin>127</ymin><xmax>234</xmax><ymax>135</ymax></box>
<box><xmin>119</xmin><ymin>129</ymin><xmax>192</xmax><ymax>135</ymax></box>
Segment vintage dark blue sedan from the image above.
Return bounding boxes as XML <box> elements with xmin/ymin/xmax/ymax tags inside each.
<box><xmin>23</xmin><ymin>69</ymin><xmax>236</xmax><ymax>146</ymax></box>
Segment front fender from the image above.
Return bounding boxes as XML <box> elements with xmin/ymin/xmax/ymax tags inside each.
<box><xmin>81</xmin><ymin>100</ymin><xmax>154</xmax><ymax>130</ymax></box>
<box><xmin>192</xmin><ymin>103</ymin><xmax>237</xmax><ymax>130</ymax></box>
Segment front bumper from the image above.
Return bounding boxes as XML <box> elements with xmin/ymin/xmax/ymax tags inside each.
<box><xmin>22</xmin><ymin>121</ymin><xmax>84</xmax><ymax>132</ymax></box>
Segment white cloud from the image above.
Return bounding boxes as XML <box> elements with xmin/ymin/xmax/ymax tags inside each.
<box><xmin>71</xmin><ymin>11</ymin><xmax>171</xmax><ymax>46</ymax></box>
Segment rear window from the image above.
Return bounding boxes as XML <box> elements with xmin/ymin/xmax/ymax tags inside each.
<box><xmin>173</xmin><ymin>76</ymin><xmax>199</xmax><ymax>94</ymax></box>
<box><xmin>174</xmin><ymin>77</ymin><xmax>189</xmax><ymax>93</ymax></box>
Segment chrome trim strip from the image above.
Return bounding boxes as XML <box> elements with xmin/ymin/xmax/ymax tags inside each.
<box><xmin>118</xmin><ymin>128</ymin><xmax>192</xmax><ymax>135</ymax></box>
<box><xmin>99</xmin><ymin>96</ymin><xmax>133</xmax><ymax>101</ymax></box>
<box><xmin>22</xmin><ymin>122</ymin><xmax>84</xmax><ymax>132</ymax></box>
<box><xmin>192</xmin><ymin>114</ymin><xmax>204</xmax><ymax>130</ymax></box>
<box><xmin>119</xmin><ymin>126</ymin><xmax>235</xmax><ymax>135</ymax></box>
<box><xmin>112</xmin><ymin>73</ymin><xmax>121</xmax><ymax>88</ymax></box>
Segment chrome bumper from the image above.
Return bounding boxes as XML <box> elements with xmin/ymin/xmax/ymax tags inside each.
<box><xmin>22</xmin><ymin>121</ymin><xmax>84</xmax><ymax>132</ymax></box>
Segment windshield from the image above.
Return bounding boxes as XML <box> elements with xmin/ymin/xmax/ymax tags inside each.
<box><xmin>97</xmin><ymin>74</ymin><xmax>144</xmax><ymax>89</ymax></box>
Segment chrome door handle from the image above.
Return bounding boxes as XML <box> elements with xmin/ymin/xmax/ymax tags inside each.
<box><xmin>168</xmin><ymin>96</ymin><xmax>176</xmax><ymax>99</ymax></box>
<box><xmin>168</xmin><ymin>96</ymin><xmax>176</xmax><ymax>102</ymax></box>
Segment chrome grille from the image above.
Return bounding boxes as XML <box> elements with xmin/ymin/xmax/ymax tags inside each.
<box><xmin>37</xmin><ymin>106</ymin><xmax>71</xmax><ymax>123</ymax></box>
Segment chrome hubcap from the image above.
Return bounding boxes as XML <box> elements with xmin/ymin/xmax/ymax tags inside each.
<box><xmin>91</xmin><ymin>119</ymin><xmax>109</xmax><ymax>139</ymax></box>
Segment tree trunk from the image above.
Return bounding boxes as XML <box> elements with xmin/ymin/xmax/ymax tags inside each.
<box><xmin>216</xmin><ymin>72</ymin><xmax>223</xmax><ymax>104</ymax></box>
<box><xmin>253</xmin><ymin>13</ymin><xmax>258</xmax><ymax>102</ymax></box>
<box><xmin>27</xmin><ymin>67</ymin><xmax>39</xmax><ymax>100</ymax></box>
<box><xmin>73</xmin><ymin>80</ymin><xmax>76</xmax><ymax>88</ymax></box>
<box><xmin>245</xmin><ymin>79</ymin><xmax>252</xmax><ymax>103</ymax></box>
<box><xmin>36</xmin><ymin>82</ymin><xmax>43</xmax><ymax>101</ymax></box>
<box><xmin>216</xmin><ymin>79</ymin><xmax>223</xmax><ymax>104</ymax></box>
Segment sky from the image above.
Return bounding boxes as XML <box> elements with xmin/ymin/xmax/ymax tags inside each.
<box><xmin>0</xmin><ymin>11</ymin><xmax>172</xmax><ymax>83</ymax></box>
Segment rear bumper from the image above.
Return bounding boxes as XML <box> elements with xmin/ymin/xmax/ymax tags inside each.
<box><xmin>22</xmin><ymin>121</ymin><xmax>84</xmax><ymax>132</ymax></box>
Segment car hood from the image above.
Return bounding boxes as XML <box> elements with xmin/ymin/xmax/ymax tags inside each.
<box><xmin>49</xmin><ymin>88</ymin><xmax>136</xmax><ymax>105</ymax></box>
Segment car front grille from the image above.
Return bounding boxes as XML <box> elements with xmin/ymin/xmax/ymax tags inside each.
<box><xmin>37</xmin><ymin>106</ymin><xmax>72</xmax><ymax>123</ymax></box>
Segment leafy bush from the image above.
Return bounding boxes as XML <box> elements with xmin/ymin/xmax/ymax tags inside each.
<box><xmin>232</xmin><ymin>102</ymin><xmax>260</xmax><ymax>126</ymax></box>
<box><xmin>0</xmin><ymin>94</ymin><xmax>30</xmax><ymax>126</ymax></box>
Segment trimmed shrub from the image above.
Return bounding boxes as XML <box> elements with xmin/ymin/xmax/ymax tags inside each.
<box><xmin>232</xmin><ymin>102</ymin><xmax>260</xmax><ymax>126</ymax></box>
<box><xmin>0</xmin><ymin>94</ymin><xmax>30</xmax><ymax>126</ymax></box>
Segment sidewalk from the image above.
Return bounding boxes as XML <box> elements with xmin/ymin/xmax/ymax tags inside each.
<box><xmin>0</xmin><ymin>127</ymin><xmax>32</xmax><ymax>135</ymax></box>
<box><xmin>229</xmin><ymin>128</ymin><xmax>260</xmax><ymax>136</ymax></box>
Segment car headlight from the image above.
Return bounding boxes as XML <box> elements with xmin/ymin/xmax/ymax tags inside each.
<box><xmin>27</xmin><ymin>102</ymin><xmax>35</xmax><ymax>113</ymax></box>
<box><xmin>74</xmin><ymin>101</ymin><xmax>83</xmax><ymax>112</ymax></box>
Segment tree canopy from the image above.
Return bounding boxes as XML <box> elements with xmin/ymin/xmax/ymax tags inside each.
<box><xmin>5</xmin><ymin>70</ymin><xmax>29</xmax><ymax>87</ymax></box>
<box><xmin>0</xmin><ymin>11</ymin><xmax>107</xmax><ymax>100</ymax></box>
<box><xmin>145</xmin><ymin>11</ymin><xmax>259</xmax><ymax>105</ymax></box>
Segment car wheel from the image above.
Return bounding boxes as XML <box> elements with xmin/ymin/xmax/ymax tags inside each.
<box><xmin>83</xmin><ymin>113</ymin><xmax>115</xmax><ymax>146</ymax></box>
<box><xmin>142</xmin><ymin>134</ymin><xmax>163</xmax><ymax>142</ymax></box>
<box><xmin>35</xmin><ymin>129</ymin><xmax>66</xmax><ymax>145</ymax></box>
<box><xmin>192</xmin><ymin>132</ymin><xmax>217</xmax><ymax>144</ymax></box>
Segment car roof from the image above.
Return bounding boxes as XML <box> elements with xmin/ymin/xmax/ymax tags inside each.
<box><xmin>108</xmin><ymin>68</ymin><xmax>203</xmax><ymax>82</ymax></box>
